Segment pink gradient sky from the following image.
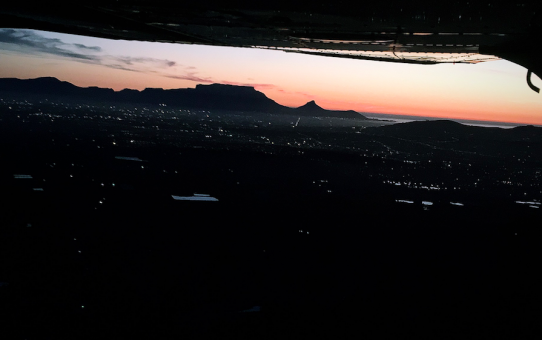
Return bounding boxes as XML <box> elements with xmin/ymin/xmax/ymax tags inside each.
<box><xmin>0</xmin><ymin>28</ymin><xmax>541</xmax><ymax>125</ymax></box>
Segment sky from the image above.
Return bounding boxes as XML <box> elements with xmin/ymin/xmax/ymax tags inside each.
<box><xmin>0</xmin><ymin>28</ymin><xmax>541</xmax><ymax>125</ymax></box>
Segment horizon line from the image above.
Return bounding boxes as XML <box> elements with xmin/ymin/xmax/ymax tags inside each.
<box><xmin>1</xmin><ymin>75</ymin><xmax>539</xmax><ymax>128</ymax></box>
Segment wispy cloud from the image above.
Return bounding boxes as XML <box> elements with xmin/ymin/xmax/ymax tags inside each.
<box><xmin>73</xmin><ymin>43</ymin><xmax>102</xmax><ymax>52</ymax></box>
<box><xmin>0</xmin><ymin>29</ymin><xmax>177</xmax><ymax>74</ymax></box>
<box><xmin>0</xmin><ymin>29</ymin><xmax>279</xmax><ymax>91</ymax></box>
<box><xmin>0</xmin><ymin>29</ymin><xmax>101</xmax><ymax>61</ymax></box>
<box><xmin>104</xmin><ymin>64</ymin><xmax>140</xmax><ymax>72</ymax></box>
<box><xmin>111</xmin><ymin>56</ymin><xmax>177</xmax><ymax>68</ymax></box>
<box><xmin>220</xmin><ymin>80</ymin><xmax>276</xmax><ymax>90</ymax></box>
<box><xmin>163</xmin><ymin>66</ymin><xmax>276</xmax><ymax>89</ymax></box>
<box><xmin>165</xmin><ymin>67</ymin><xmax>215</xmax><ymax>83</ymax></box>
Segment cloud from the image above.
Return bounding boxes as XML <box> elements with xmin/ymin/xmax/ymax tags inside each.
<box><xmin>73</xmin><ymin>43</ymin><xmax>102</xmax><ymax>52</ymax></box>
<box><xmin>166</xmin><ymin>74</ymin><xmax>215</xmax><ymax>83</ymax></box>
<box><xmin>104</xmin><ymin>64</ymin><xmax>141</xmax><ymax>72</ymax></box>
<box><xmin>165</xmin><ymin>66</ymin><xmax>277</xmax><ymax>89</ymax></box>
<box><xmin>0</xmin><ymin>29</ymin><xmax>278</xmax><ymax>93</ymax></box>
<box><xmin>0</xmin><ymin>29</ymin><xmax>101</xmax><ymax>61</ymax></box>
<box><xmin>220</xmin><ymin>80</ymin><xmax>276</xmax><ymax>89</ymax></box>
<box><xmin>165</xmin><ymin>67</ymin><xmax>215</xmax><ymax>83</ymax></box>
<box><xmin>164</xmin><ymin>68</ymin><xmax>278</xmax><ymax>91</ymax></box>
<box><xmin>111</xmin><ymin>56</ymin><xmax>177</xmax><ymax>68</ymax></box>
<box><xmin>0</xmin><ymin>29</ymin><xmax>178</xmax><ymax>74</ymax></box>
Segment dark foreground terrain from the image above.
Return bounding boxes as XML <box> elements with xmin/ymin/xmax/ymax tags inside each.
<box><xmin>0</xmin><ymin>96</ymin><xmax>541</xmax><ymax>338</ymax></box>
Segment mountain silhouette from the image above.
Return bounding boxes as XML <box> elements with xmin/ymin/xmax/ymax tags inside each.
<box><xmin>0</xmin><ymin>77</ymin><xmax>368</xmax><ymax>119</ymax></box>
<box><xmin>366</xmin><ymin>119</ymin><xmax>542</xmax><ymax>142</ymax></box>
<box><xmin>294</xmin><ymin>100</ymin><xmax>366</xmax><ymax>119</ymax></box>
<box><xmin>296</xmin><ymin>100</ymin><xmax>326</xmax><ymax>112</ymax></box>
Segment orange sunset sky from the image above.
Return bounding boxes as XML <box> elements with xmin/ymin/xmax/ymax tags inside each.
<box><xmin>0</xmin><ymin>28</ymin><xmax>541</xmax><ymax>125</ymax></box>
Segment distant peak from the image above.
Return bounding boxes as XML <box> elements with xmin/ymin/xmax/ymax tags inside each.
<box><xmin>297</xmin><ymin>100</ymin><xmax>324</xmax><ymax>110</ymax></box>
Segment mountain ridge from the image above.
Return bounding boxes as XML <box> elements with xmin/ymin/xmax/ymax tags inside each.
<box><xmin>0</xmin><ymin>77</ymin><xmax>368</xmax><ymax>119</ymax></box>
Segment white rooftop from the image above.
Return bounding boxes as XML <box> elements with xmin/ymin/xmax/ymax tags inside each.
<box><xmin>172</xmin><ymin>194</ymin><xmax>218</xmax><ymax>202</ymax></box>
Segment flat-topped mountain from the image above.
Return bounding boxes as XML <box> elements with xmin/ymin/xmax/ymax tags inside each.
<box><xmin>0</xmin><ymin>77</ymin><xmax>368</xmax><ymax>119</ymax></box>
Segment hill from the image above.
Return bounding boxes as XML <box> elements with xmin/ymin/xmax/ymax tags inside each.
<box><xmin>292</xmin><ymin>100</ymin><xmax>366</xmax><ymax>119</ymax></box>
<box><xmin>367</xmin><ymin>119</ymin><xmax>542</xmax><ymax>142</ymax></box>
